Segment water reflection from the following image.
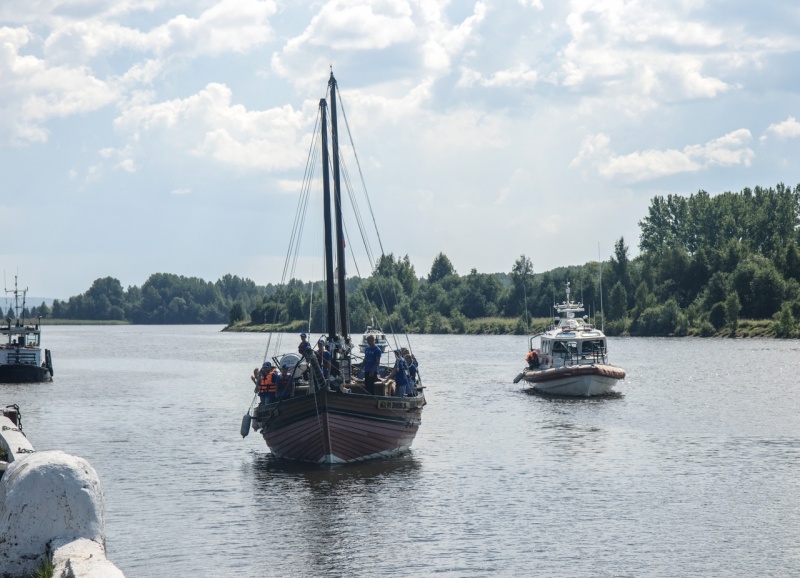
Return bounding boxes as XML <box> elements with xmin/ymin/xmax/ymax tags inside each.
<box><xmin>248</xmin><ymin>452</ymin><xmax>421</xmax><ymax>490</ymax></box>
<box><xmin>246</xmin><ymin>453</ymin><xmax>423</xmax><ymax>576</ymax></box>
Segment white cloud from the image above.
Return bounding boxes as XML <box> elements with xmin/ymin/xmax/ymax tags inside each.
<box><xmin>158</xmin><ymin>0</ymin><xmax>276</xmax><ymax>56</ymax></box>
<box><xmin>43</xmin><ymin>0</ymin><xmax>276</xmax><ymax>63</ymax></box>
<box><xmin>0</xmin><ymin>26</ymin><xmax>118</xmax><ymax>143</ymax></box>
<box><xmin>113</xmin><ymin>82</ymin><xmax>312</xmax><ymax>171</ymax></box>
<box><xmin>764</xmin><ymin>116</ymin><xmax>800</xmax><ymax>140</ymax></box>
<box><xmin>0</xmin><ymin>1</ymin><xmax>277</xmax><ymax>145</ymax></box>
<box><xmin>572</xmin><ymin>129</ymin><xmax>754</xmax><ymax>183</ymax></box>
<box><xmin>458</xmin><ymin>63</ymin><xmax>537</xmax><ymax>88</ymax></box>
<box><xmin>555</xmin><ymin>1</ymin><xmax>737</xmax><ymax>106</ymax></box>
<box><xmin>283</xmin><ymin>0</ymin><xmax>416</xmax><ymax>52</ymax></box>
<box><xmin>419</xmin><ymin>1</ymin><xmax>486</xmax><ymax>73</ymax></box>
<box><xmin>272</xmin><ymin>1</ymin><xmax>486</xmax><ymax>89</ymax></box>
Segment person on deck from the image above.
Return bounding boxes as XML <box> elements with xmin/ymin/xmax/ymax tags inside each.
<box><xmin>362</xmin><ymin>334</ymin><xmax>383</xmax><ymax>395</ymax></box>
<box><xmin>404</xmin><ymin>353</ymin><xmax>418</xmax><ymax>387</ymax></box>
<box><xmin>277</xmin><ymin>363</ymin><xmax>295</xmax><ymax>401</ymax></box>
<box><xmin>298</xmin><ymin>333</ymin><xmax>310</xmax><ymax>355</ymax></box>
<box><xmin>526</xmin><ymin>349</ymin><xmax>540</xmax><ymax>369</ymax></box>
<box><xmin>384</xmin><ymin>349</ymin><xmax>412</xmax><ymax>397</ymax></box>
<box><xmin>258</xmin><ymin>362</ymin><xmax>279</xmax><ymax>405</ymax></box>
<box><xmin>316</xmin><ymin>338</ymin><xmax>332</xmax><ymax>379</ymax></box>
<box><xmin>250</xmin><ymin>367</ymin><xmax>259</xmax><ymax>387</ymax></box>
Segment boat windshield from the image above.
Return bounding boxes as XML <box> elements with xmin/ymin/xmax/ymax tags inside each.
<box><xmin>552</xmin><ymin>340</ymin><xmax>578</xmax><ymax>354</ymax></box>
<box><xmin>581</xmin><ymin>339</ymin><xmax>605</xmax><ymax>354</ymax></box>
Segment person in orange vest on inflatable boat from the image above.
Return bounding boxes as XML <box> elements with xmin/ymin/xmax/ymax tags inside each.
<box><xmin>258</xmin><ymin>362</ymin><xmax>279</xmax><ymax>404</ymax></box>
<box><xmin>526</xmin><ymin>349</ymin><xmax>540</xmax><ymax>369</ymax></box>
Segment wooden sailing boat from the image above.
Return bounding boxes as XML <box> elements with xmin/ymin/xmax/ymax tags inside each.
<box><xmin>242</xmin><ymin>72</ymin><xmax>426</xmax><ymax>464</ymax></box>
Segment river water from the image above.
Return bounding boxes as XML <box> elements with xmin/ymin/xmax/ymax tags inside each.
<box><xmin>4</xmin><ymin>326</ymin><xmax>800</xmax><ymax>577</ymax></box>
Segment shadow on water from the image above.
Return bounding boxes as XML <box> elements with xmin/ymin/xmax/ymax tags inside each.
<box><xmin>519</xmin><ymin>388</ymin><xmax>624</xmax><ymax>403</ymax></box>
<box><xmin>247</xmin><ymin>451</ymin><xmax>422</xmax><ymax>493</ymax></box>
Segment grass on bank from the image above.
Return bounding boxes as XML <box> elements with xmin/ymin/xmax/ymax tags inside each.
<box><xmin>29</xmin><ymin>319</ymin><xmax>129</xmax><ymax>326</ymax></box>
<box><xmin>224</xmin><ymin>316</ymin><xmax>783</xmax><ymax>338</ymax></box>
<box><xmin>30</xmin><ymin>557</ymin><xmax>54</xmax><ymax>578</ymax></box>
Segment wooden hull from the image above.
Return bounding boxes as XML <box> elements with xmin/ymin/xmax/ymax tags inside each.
<box><xmin>520</xmin><ymin>364</ymin><xmax>625</xmax><ymax>396</ymax></box>
<box><xmin>252</xmin><ymin>389</ymin><xmax>425</xmax><ymax>464</ymax></box>
<box><xmin>0</xmin><ymin>364</ymin><xmax>52</xmax><ymax>384</ymax></box>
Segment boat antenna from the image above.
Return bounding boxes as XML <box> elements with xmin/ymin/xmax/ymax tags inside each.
<box><xmin>4</xmin><ymin>274</ymin><xmax>27</xmax><ymax>325</ymax></box>
<box><xmin>523</xmin><ymin>267</ymin><xmax>530</xmax><ymax>334</ymax></box>
<box><xmin>598</xmin><ymin>242</ymin><xmax>605</xmax><ymax>332</ymax></box>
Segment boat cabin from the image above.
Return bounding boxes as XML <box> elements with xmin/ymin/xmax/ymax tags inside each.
<box><xmin>536</xmin><ymin>331</ymin><xmax>609</xmax><ymax>369</ymax></box>
<box><xmin>0</xmin><ymin>322</ymin><xmax>43</xmax><ymax>367</ymax></box>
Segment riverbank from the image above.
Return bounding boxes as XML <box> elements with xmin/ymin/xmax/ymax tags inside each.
<box><xmin>34</xmin><ymin>319</ymin><xmax>130</xmax><ymax>326</ymax></box>
<box><xmin>222</xmin><ymin>317</ymin><xmax>780</xmax><ymax>338</ymax></box>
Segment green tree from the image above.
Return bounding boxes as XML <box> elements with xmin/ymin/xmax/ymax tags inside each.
<box><xmin>229</xmin><ymin>302</ymin><xmax>246</xmax><ymax>325</ymax></box>
<box><xmin>507</xmin><ymin>254</ymin><xmax>534</xmax><ymax>317</ymax></box>
<box><xmin>782</xmin><ymin>240</ymin><xmax>800</xmax><ymax>281</ymax></box>
<box><xmin>37</xmin><ymin>302</ymin><xmax>51</xmax><ymax>318</ymax></box>
<box><xmin>460</xmin><ymin>269</ymin><xmax>502</xmax><ymax>318</ymax></box>
<box><xmin>709</xmin><ymin>302</ymin><xmax>726</xmax><ymax>330</ymax></box>
<box><xmin>773</xmin><ymin>303</ymin><xmax>796</xmax><ymax>337</ymax></box>
<box><xmin>428</xmin><ymin>253</ymin><xmax>456</xmax><ymax>284</ymax></box>
<box><xmin>724</xmin><ymin>292</ymin><xmax>740</xmax><ymax>334</ymax></box>
<box><xmin>608</xmin><ymin>237</ymin><xmax>631</xmax><ymax>292</ymax></box>
<box><xmin>607</xmin><ymin>282</ymin><xmax>627</xmax><ymax>321</ymax></box>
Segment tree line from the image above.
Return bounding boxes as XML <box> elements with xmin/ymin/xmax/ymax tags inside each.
<box><xmin>27</xmin><ymin>182</ymin><xmax>800</xmax><ymax>337</ymax></box>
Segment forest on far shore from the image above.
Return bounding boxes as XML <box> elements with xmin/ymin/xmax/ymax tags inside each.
<box><xmin>17</xmin><ymin>182</ymin><xmax>800</xmax><ymax>338</ymax></box>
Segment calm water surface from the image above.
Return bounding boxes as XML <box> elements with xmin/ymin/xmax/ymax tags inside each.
<box><xmin>6</xmin><ymin>326</ymin><xmax>800</xmax><ymax>577</ymax></box>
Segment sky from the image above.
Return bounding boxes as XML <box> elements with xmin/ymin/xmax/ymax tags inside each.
<box><xmin>2</xmin><ymin>0</ymin><xmax>800</xmax><ymax>299</ymax></box>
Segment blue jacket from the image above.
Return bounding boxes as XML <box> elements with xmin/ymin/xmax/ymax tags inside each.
<box><xmin>363</xmin><ymin>345</ymin><xmax>383</xmax><ymax>373</ymax></box>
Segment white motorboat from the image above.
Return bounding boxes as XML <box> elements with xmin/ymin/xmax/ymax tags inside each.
<box><xmin>515</xmin><ymin>282</ymin><xmax>625</xmax><ymax>396</ymax></box>
<box><xmin>358</xmin><ymin>324</ymin><xmax>389</xmax><ymax>353</ymax></box>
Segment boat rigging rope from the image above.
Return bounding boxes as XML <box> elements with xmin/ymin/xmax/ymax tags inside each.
<box><xmin>337</xmin><ymin>90</ymin><xmax>385</xmax><ymax>257</ymax></box>
<box><xmin>260</xmin><ymin>111</ymin><xmax>322</xmax><ymax>362</ymax></box>
<box><xmin>333</xmin><ymin>88</ymin><xmax>417</xmax><ymax>360</ymax></box>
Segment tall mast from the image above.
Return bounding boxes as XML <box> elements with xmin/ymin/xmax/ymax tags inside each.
<box><xmin>319</xmin><ymin>98</ymin><xmax>337</xmax><ymax>339</ymax></box>
<box><xmin>4</xmin><ymin>275</ymin><xmax>27</xmax><ymax>325</ymax></box>
<box><xmin>328</xmin><ymin>72</ymin><xmax>349</xmax><ymax>341</ymax></box>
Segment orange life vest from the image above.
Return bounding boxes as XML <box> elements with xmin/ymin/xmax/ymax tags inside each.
<box><xmin>259</xmin><ymin>371</ymin><xmax>278</xmax><ymax>393</ymax></box>
<box><xmin>526</xmin><ymin>350</ymin><xmax>539</xmax><ymax>363</ymax></box>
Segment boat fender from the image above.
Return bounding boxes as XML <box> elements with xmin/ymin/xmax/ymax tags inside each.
<box><xmin>45</xmin><ymin>349</ymin><xmax>54</xmax><ymax>377</ymax></box>
<box><xmin>240</xmin><ymin>413</ymin><xmax>251</xmax><ymax>438</ymax></box>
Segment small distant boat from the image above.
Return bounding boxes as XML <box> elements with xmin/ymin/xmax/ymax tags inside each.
<box><xmin>515</xmin><ymin>282</ymin><xmax>625</xmax><ymax>396</ymax></box>
<box><xmin>358</xmin><ymin>323</ymin><xmax>389</xmax><ymax>353</ymax></box>
<box><xmin>0</xmin><ymin>277</ymin><xmax>53</xmax><ymax>384</ymax></box>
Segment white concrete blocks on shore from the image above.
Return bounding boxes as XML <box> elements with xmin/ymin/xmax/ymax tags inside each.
<box><xmin>0</xmin><ymin>450</ymin><xmax>124</xmax><ymax>578</ymax></box>
<box><xmin>0</xmin><ymin>412</ymin><xmax>33</xmax><ymax>467</ymax></box>
<box><xmin>51</xmin><ymin>538</ymin><xmax>125</xmax><ymax>578</ymax></box>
